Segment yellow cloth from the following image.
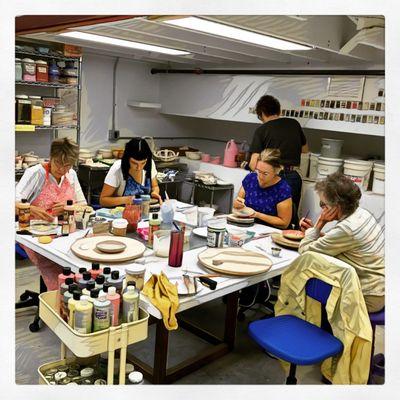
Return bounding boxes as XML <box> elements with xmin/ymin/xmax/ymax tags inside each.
<box><xmin>142</xmin><ymin>272</ymin><xmax>179</xmax><ymax>331</ymax></box>
<box><xmin>274</xmin><ymin>251</ymin><xmax>372</xmax><ymax>384</ymax></box>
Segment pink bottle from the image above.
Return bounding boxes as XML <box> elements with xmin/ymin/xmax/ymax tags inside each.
<box><xmin>107</xmin><ymin>286</ymin><xmax>121</xmax><ymax>326</ymax></box>
<box><xmin>74</xmin><ymin>267</ymin><xmax>87</xmax><ymax>283</ymax></box>
<box><xmin>58</xmin><ymin>267</ymin><xmax>74</xmax><ymax>289</ymax></box>
<box><xmin>89</xmin><ymin>263</ymin><xmax>103</xmax><ymax>279</ymax></box>
<box><xmin>223</xmin><ymin>139</ymin><xmax>239</xmax><ymax>168</ymax></box>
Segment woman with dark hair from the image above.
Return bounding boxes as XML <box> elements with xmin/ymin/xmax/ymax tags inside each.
<box><xmin>100</xmin><ymin>138</ymin><xmax>162</xmax><ymax>206</ymax></box>
<box><xmin>299</xmin><ymin>172</ymin><xmax>384</xmax><ymax>312</ymax></box>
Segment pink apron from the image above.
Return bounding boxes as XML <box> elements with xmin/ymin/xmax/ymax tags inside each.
<box><xmin>23</xmin><ymin>164</ymin><xmax>76</xmax><ymax>290</ymax></box>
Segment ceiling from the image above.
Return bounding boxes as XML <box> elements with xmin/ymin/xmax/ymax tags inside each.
<box><xmin>19</xmin><ymin>15</ymin><xmax>385</xmax><ymax>70</ymax></box>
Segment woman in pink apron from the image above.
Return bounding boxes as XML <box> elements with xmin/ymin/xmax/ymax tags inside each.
<box><xmin>16</xmin><ymin>138</ymin><xmax>86</xmax><ymax>290</ymax></box>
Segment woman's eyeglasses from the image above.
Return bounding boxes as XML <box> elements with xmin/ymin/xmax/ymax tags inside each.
<box><xmin>255</xmin><ymin>169</ymin><xmax>271</xmax><ymax>177</ymax></box>
<box><xmin>319</xmin><ymin>201</ymin><xmax>328</xmax><ymax>208</ymax></box>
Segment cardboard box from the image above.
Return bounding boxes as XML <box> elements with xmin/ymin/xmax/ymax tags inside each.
<box><xmin>63</xmin><ymin>44</ymin><xmax>82</xmax><ymax>57</ymax></box>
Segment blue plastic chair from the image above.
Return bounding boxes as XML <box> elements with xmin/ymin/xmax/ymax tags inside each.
<box><xmin>248</xmin><ymin>278</ymin><xmax>344</xmax><ymax>384</ymax></box>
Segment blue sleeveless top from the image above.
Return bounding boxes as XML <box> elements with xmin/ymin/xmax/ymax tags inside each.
<box><xmin>242</xmin><ymin>173</ymin><xmax>292</xmax><ymax>216</ymax></box>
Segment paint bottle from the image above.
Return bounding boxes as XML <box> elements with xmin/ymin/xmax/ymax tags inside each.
<box><xmin>106</xmin><ymin>286</ymin><xmax>120</xmax><ymax>327</ymax></box>
<box><xmin>99</xmin><ymin>282</ymin><xmax>111</xmax><ymax>298</ymax></box>
<box><xmin>64</xmin><ymin>200</ymin><xmax>76</xmax><ymax>233</ymax></box>
<box><xmin>68</xmin><ymin>290</ymin><xmax>82</xmax><ymax>327</ymax></box>
<box><xmin>18</xmin><ymin>198</ymin><xmax>31</xmax><ymax>229</ymax></box>
<box><xmin>78</xmin><ymin>271</ymin><xmax>94</xmax><ymax>290</ymax></box>
<box><xmin>74</xmin><ymin>267</ymin><xmax>87</xmax><ymax>283</ymax></box>
<box><xmin>107</xmin><ymin>270</ymin><xmax>124</xmax><ymax>297</ymax></box>
<box><xmin>89</xmin><ymin>288</ymin><xmax>100</xmax><ymax>304</ymax></box>
<box><xmin>123</xmin><ymin>281</ymin><xmax>136</xmax><ymax>294</ymax></box>
<box><xmin>93</xmin><ymin>294</ymin><xmax>111</xmax><ymax>332</ymax></box>
<box><xmin>73</xmin><ymin>296</ymin><xmax>93</xmax><ymax>334</ymax></box>
<box><xmin>59</xmin><ymin>277</ymin><xmax>74</xmax><ymax>318</ymax></box>
<box><xmin>148</xmin><ymin>212</ymin><xmax>161</xmax><ymax>247</ymax></box>
<box><xmin>63</xmin><ymin>283</ymin><xmax>78</xmax><ymax>322</ymax></box>
<box><xmin>82</xmin><ymin>281</ymin><xmax>96</xmax><ymax>296</ymax></box>
<box><xmin>95</xmin><ymin>275</ymin><xmax>105</xmax><ymax>290</ymax></box>
<box><xmin>58</xmin><ymin>267</ymin><xmax>74</xmax><ymax>288</ymax></box>
<box><xmin>102</xmin><ymin>267</ymin><xmax>111</xmax><ymax>281</ymax></box>
<box><xmin>122</xmin><ymin>286</ymin><xmax>139</xmax><ymax>323</ymax></box>
<box><xmin>89</xmin><ymin>263</ymin><xmax>103</xmax><ymax>279</ymax></box>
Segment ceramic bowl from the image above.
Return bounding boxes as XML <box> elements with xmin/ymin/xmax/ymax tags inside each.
<box><xmin>185</xmin><ymin>151</ymin><xmax>202</xmax><ymax>160</ymax></box>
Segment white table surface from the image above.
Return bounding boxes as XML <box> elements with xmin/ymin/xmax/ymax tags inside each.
<box><xmin>16</xmin><ymin>202</ymin><xmax>300</xmax><ymax>320</ymax></box>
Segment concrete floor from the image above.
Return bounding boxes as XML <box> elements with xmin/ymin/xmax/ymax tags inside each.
<box><xmin>15</xmin><ymin>259</ymin><xmax>384</xmax><ymax>385</ymax></box>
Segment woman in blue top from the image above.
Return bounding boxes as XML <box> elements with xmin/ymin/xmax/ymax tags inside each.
<box><xmin>100</xmin><ymin>138</ymin><xmax>162</xmax><ymax>207</ymax></box>
<box><xmin>233</xmin><ymin>148</ymin><xmax>292</xmax><ymax>229</ymax></box>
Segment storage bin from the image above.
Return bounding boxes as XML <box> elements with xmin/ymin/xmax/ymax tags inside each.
<box><xmin>15</xmin><ymin>95</ymin><xmax>31</xmax><ymax>124</ymax></box>
<box><xmin>300</xmin><ymin>152</ymin><xmax>310</xmax><ymax>177</ymax></box>
<box><xmin>29</xmin><ymin>96</ymin><xmax>44</xmax><ymax>125</ymax></box>
<box><xmin>35</xmin><ymin>60</ymin><xmax>48</xmax><ymax>82</ymax></box>
<box><xmin>309</xmin><ymin>152</ymin><xmax>320</xmax><ymax>180</ymax></box>
<box><xmin>372</xmin><ymin>162</ymin><xmax>385</xmax><ymax>195</ymax></box>
<box><xmin>321</xmin><ymin>138</ymin><xmax>344</xmax><ymax>158</ymax></box>
<box><xmin>15</xmin><ymin>58</ymin><xmax>22</xmax><ymax>81</ymax></box>
<box><xmin>317</xmin><ymin>157</ymin><xmax>343</xmax><ymax>180</ymax></box>
<box><xmin>22</xmin><ymin>58</ymin><xmax>36</xmax><ymax>81</ymax></box>
<box><xmin>343</xmin><ymin>159</ymin><xmax>373</xmax><ymax>190</ymax></box>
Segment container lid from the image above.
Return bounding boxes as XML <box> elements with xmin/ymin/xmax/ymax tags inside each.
<box><xmin>103</xmin><ymin>267</ymin><xmax>111</xmax><ymax>274</ymax></box>
<box><xmin>82</xmin><ymin>271</ymin><xmax>92</xmax><ymax>280</ymax></box>
<box><xmin>108</xmin><ymin>286</ymin><xmax>117</xmax><ymax>295</ymax></box>
<box><xmin>68</xmin><ymin>283</ymin><xmax>78</xmax><ymax>293</ymax></box>
<box><xmin>140</xmin><ymin>194</ymin><xmax>151</xmax><ymax>200</ymax></box>
<box><xmin>344</xmin><ymin>159</ymin><xmax>373</xmax><ymax>166</ymax></box>
<box><xmin>96</xmin><ymin>275</ymin><xmax>105</xmax><ymax>284</ymax></box>
<box><xmin>310</xmin><ymin>152</ymin><xmax>321</xmax><ymax>157</ymax></box>
<box><xmin>125</xmin><ymin>364</ymin><xmax>135</xmax><ymax>374</ymax></box>
<box><xmin>54</xmin><ymin>371</ymin><xmax>67</xmax><ymax>381</ymax></box>
<box><xmin>102</xmin><ymin>282</ymin><xmax>111</xmax><ymax>293</ymax></box>
<box><xmin>91</xmin><ymin>262</ymin><xmax>100</xmax><ymax>270</ymax></box>
<box><xmin>72</xmin><ymin>291</ymin><xmax>81</xmax><ymax>300</ymax></box>
<box><xmin>35</xmin><ymin>60</ymin><xmax>47</xmax><ymax>65</ymax></box>
<box><xmin>111</xmin><ymin>270</ymin><xmax>120</xmax><ymax>279</ymax></box>
<box><xmin>322</xmin><ymin>138</ymin><xmax>344</xmax><ymax>143</ymax></box>
<box><xmin>80</xmin><ymin>367</ymin><xmax>95</xmax><ymax>378</ymax></box>
<box><xmin>15</xmin><ymin>58</ymin><xmax>21</xmax><ymax>62</ymax></box>
<box><xmin>28</xmin><ymin>95</ymin><xmax>42</xmax><ymax>99</ymax></box>
<box><xmin>62</xmin><ymin>267</ymin><xmax>72</xmax><ymax>276</ymax></box>
<box><xmin>128</xmin><ymin>371</ymin><xmax>143</xmax><ymax>384</ymax></box>
<box><xmin>65</xmin><ymin>277</ymin><xmax>74</xmax><ymax>286</ymax></box>
<box><xmin>318</xmin><ymin>156</ymin><xmax>343</xmax><ymax>162</ymax></box>
<box><xmin>67</xmin><ymin>199</ymin><xmax>73</xmax><ymax>205</ymax></box>
<box><xmin>112</xmin><ymin>218</ymin><xmax>128</xmax><ymax>228</ymax></box>
<box><xmin>90</xmin><ymin>288</ymin><xmax>99</xmax><ymax>298</ymax></box>
<box><xmin>79</xmin><ymin>267</ymin><xmax>87</xmax><ymax>273</ymax></box>
<box><xmin>22</xmin><ymin>58</ymin><xmax>35</xmax><ymax>62</ymax></box>
<box><xmin>86</xmin><ymin>282</ymin><xmax>95</xmax><ymax>290</ymax></box>
<box><xmin>125</xmin><ymin>264</ymin><xmax>146</xmax><ymax>274</ymax></box>
<box><xmin>16</xmin><ymin>94</ymin><xmax>29</xmax><ymax>99</ymax></box>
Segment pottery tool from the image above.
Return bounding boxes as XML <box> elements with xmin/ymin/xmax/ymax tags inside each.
<box><xmin>212</xmin><ymin>258</ymin><xmax>268</xmax><ymax>267</ymax></box>
<box><xmin>303</xmin><ymin>210</ymin><xmax>310</xmax><ymax>220</ymax></box>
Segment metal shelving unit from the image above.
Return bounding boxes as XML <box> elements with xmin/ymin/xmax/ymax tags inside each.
<box><xmin>15</xmin><ymin>45</ymin><xmax>82</xmax><ymax>146</ymax></box>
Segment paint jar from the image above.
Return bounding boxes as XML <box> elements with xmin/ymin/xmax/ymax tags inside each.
<box><xmin>22</xmin><ymin>58</ymin><xmax>36</xmax><ymax>81</ymax></box>
<box><xmin>112</xmin><ymin>218</ymin><xmax>128</xmax><ymax>236</ymax></box>
<box><xmin>125</xmin><ymin>264</ymin><xmax>146</xmax><ymax>291</ymax></box>
<box><xmin>140</xmin><ymin>194</ymin><xmax>151</xmax><ymax>220</ymax></box>
<box><xmin>17</xmin><ymin>198</ymin><xmax>30</xmax><ymax>229</ymax></box>
<box><xmin>15</xmin><ymin>58</ymin><xmax>22</xmax><ymax>81</ymax></box>
<box><xmin>168</xmin><ymin>229</ymin><xmax>184</xmax><ymax>267</ymax></box>
<box><xmin>123</xmin><ymin>203</ymin><xmax>141</xmax><ymax>232</ymax></box>
<box><xmin>29</xmin><ymin>96</ymin><xmax>44</xmax><ymax>125</ymax></box>
<box><xmin>35</xmin><ymin>60</ymin><xmax>48</xmax><ymax>82</ymax></box>
<box><xmin>207</xmin><ymin>217</ymin><xmax>227</xmax><ymax>248</ymax></box>
<box><xmin>128</xmin><ymin>371</ymin><xmax>144</xmax><ymax>384</ymax></box>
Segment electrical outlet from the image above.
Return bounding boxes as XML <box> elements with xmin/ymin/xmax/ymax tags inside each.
<box><xmin>248</xmin><ymin>106</ymin><xmax>256</xmax><ymax>114</ymax></box>
<box><xmin>108</xmin><ymin>130</ymin><xmax>120</xmax><ymax>141</ymax></box>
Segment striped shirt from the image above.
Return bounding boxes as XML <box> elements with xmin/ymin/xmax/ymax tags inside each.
<box><xmin>298</xmin><ymin>207</ymin><xmax>384</xmax><ymax>296</ymax></box>
<box><xmin>15</xmin><ymin>164</ymin><xmax>86</xmax><ymax>204</ymax></box>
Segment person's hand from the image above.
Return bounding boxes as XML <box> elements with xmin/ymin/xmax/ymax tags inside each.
<box><xmin>151</xmin><ymin>191</ymin><xmax>163</xmax><ymax>204</ymax></box>
<box><xmin>233</xmin><ymin>197</ymin><xmax>245</xmax><ymax>209</ymax></box>
<box><xmin>316</xmin><ymin>206</ymin><xmax>339</xmax><ymax>230</ymax></box>
<box><xmin>299</xmin><ymin>217</ymin><xmax>314</xmax><ymax>232</ymax></box>
<box><xmin>123</xmin><ymin>196</ymin><xmax>134</xmax><ymax>205</ymax></box>
<box><xmin>247</xmin><ymin>208</ymin><xmax>256</xmax><ymax>218</ymax></box>
<box><xmin>30</xmin><ymin>205</ymin><xmax>54</xmax><ymax>222</ymax></box>
<box><xmin>51</xmin><ymin>202</ymin><xmax>65</xmax><ymax>216</ymax></box>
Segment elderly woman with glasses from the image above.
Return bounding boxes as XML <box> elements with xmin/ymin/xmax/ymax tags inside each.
<box><xmin>298</xmin><ymin>172</ymin><xmax>384</xmax><ymax>313</ymax></box>
<box><xmin>15</xmin><ymin>138</ymin><xmax>86</xmax><ymax>290</ymax></box>
<box><xmin>233</xmin><ymin>148</ymin><xmax>292</xmax><ymax>229</ymax></box>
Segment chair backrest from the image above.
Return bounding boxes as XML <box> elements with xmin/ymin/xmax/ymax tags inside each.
<box><xmin>305</xmin><ymin>278</ymin><xmax>332</xmax><ymax>306</ymax></box>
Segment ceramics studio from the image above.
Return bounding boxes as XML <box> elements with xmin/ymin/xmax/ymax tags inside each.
<box><xmin>14</xmin><ymin>14</ymin><xmax>385</xmax><ymax>386</ymax></box>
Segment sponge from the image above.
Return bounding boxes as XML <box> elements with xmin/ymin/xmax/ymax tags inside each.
<box><xmin>38</xmin><ymin>235</ymin><xmax>53</xmax><ymax>244</ymax></box>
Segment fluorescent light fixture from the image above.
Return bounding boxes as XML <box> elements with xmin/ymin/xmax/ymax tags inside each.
<box><xmin>165</xmin><ymin>17</ymin><xmax>312</xmax><ymax>51</ymax></box>
<box><xmin>59</xmin><ymin>31</ymin><xmax>191</xmax><ymax>56</ymax></box>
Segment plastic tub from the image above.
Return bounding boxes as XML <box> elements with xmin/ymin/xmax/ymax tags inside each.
<box><xmin>309</xmin><ymin>153</ymin><xmax>320</xmax><ymax>180</ymax></box>
<box><xmin>372</xmin><ymin>162</ymin><xmax>385</xmax><ymax>195</ymax></box>
<box><xmin>317</xmin><ymin>157</ymin><xmax>343</xmax><ymax>180</ymax></box>
<box><xmin>343</xmin><ymin>159</ymin><xmax>373</xmax><ymax>190</ymax></box>
<box><xmin>300</xmin><ymin>152</ymin><xmax>310</xmax><ymax>177</ymax></box>
<box><xmin>321</xmin><ymin>138</ymin><xmax>344</xmax><ymax>158</ymax></box>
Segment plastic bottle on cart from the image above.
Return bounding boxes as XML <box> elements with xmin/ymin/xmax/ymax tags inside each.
<box><xmin>82</xmin><ymin>281</ymin><xmax>96</xmax><ymax>296</ymax></box>
<box><xmin>99</xmin><ymin>282</ymin><xmax>111</xmax><ymax>298</ymax></box>
<box><xmin>95</xmin><ymin>275</ymin><xmax>105</xmax><ymax>290</ymax></box>
<box><xmin>74</xmin><ymin>296</ymin><xmax>93</xmax><ymax>334</ymax></box>
<box><xmin>93</xmin><ymin>295</ymin><xmax>111</xmax><ymax>332</ymax></box>
<box><xmin>89</xmin><ymin>263</ymin><xmax>103</xmax><ymax>279</ymax></box>
<box><xmin>102</xmin><ymin>267</ymin><xmax>112</xmax><ymax>281</ymax></box>
<box><xmin>74</xmin><ymin>267</ymin><xmax>87</xmax><ymax>283</ymax></box>
<box><xmin>63</xmin><ymin>283</ymin><xmax>78</xmax><ymax>322</ymax></box>
<box><xmin>64</xmin><ymin>200</ymin><xmax>76</xmax><ymax>233</ymax></box>
<box><xmin>78</xmin><ymin>271</ymin><xmax>95</xmax><ymax>290</ymax></box>
<box><xmin>148</xmin><ymin>212</ymin><xmax>161</xmax><ymax>247</ymax></box>
<box><xmin>107</xmin><ymin>270</ymin><xmax>124</xmax><ymax>297</ymax></box>
<box><xmin>59</xmin><ymin>277</ymin><xmax>74</xmax><ymax>318</ymax></box>
<box><xmin>58</xmin><ymin>267</ymin><xmax>74</xmax><ymax>288</ymax></box>
<box><xmin>122</xmin><ymin>286</ymin><xmax>139</xmax><ymax>323</ymax></box>
<box><xmin>18</xmin><ymin>199</ymin><xmax>31</xmax><ymax>229</ymax></box>
<box><xmin>67</xmin><ymin>290</ymin><xmax>82</xmax><ymax>327</ymax></box>
<box><xmin>123</xmin><ymin>281</ymin><xmax>136</xmax><ymax>294</ymax></box>
<box><xmin>106</xmin><ymin>286</ymin><xmax>120</xmax><ymax>326</ymax></box>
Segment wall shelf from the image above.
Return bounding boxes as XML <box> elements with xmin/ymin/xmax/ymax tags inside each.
<box><xmin>127</xmin><ymin>100</ymin><xmax>161</xmax><ymax>110</ymax></box>
<box><xmin>15</xmin><ymin>80</ymin><xmax>78</xmax><ymax>89</ymax></box>
<box><xmin>16</xmin><ymin>124</ymin><xmax>78</xmax><ymax>132</ymax></box>
<box><xmin>16</xmin><ymin>49</ymin><xmax>79</xmax><ymax>62</ymax></box>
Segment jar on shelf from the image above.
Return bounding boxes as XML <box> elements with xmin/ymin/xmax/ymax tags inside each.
<box><xmin>22</xmin><ymin>58</ymin><xmax>36</xmax><ymax>81</ymax></box>
<box><xmin>48</xmin><ymin>60</ymin><xmax>60</xmax><ymax>83</ymax></box>
<box><xmin>29</xmin><ymin>96</ymin><xmax>44</xmax><ymax>125</ymax></box>
<box><xmin>35</xmin><ymin>60</ymin><xmax>48</xmax><ymax>82</ymax></box>
<box><xmin>15</xmin><ymin>95</ymin><xmax>31</xmax><ymax>124</ymax></box>
<box><xmin>15</xmin><ymin>58</ymin><xmax>22</xmax><ymax>81</ymax></box>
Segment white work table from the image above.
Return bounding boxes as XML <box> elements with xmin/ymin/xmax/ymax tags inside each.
<box><xmin>16</xmin><ymin>203</ymin><xmax>299</xmax><ymax>383</ymax></box>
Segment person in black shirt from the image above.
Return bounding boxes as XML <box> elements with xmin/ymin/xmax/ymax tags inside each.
<box><xmin>249</xmin><ymin>95</ymin><xmax>309</xmax><ymax>216</ymax></box>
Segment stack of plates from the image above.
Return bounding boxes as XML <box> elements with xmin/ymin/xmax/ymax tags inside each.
<box><xmin>227</xmin><ymin>214</ymin><xmax>254</xmax><ymax>227</ymax></box>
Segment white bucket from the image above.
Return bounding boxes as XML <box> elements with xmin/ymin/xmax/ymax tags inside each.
<box><xmin>321</xmin><ymin>138</ymin><xmax>344</xmax><ymax>158</ymax></box>
<box><xmin>317</xmin><ymin>157</ymin><xmax>343</xmax><ymax>180</ymax></box>
<box><xmin>309</xmin><ymin>153</ymin><xmax>320</xmax><ymax>180</ymax></box>
<box><xmin>343</xmin><ymin>159</ymin><xmax>373</xmax><ymax>191</ymax></box>
<box><xmin>372</xmin><ymin>162</ymin><xmax>385</xmax><ymax>195</ymax></box>
<box><xmin>300</xmin><ymin>152</ymin><xmax>310</xmax><ymax>178</ymax></box>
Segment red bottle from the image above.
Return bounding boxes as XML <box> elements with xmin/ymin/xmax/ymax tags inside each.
<box><xmin>58</xmin><ymin>267</ymin><xmax>74</xmax><ymax>289</ymax></box>
<box><xmin>89</xmin><ymin>263</ymin><xmax>103</xmax><ymax>279</ymax></box>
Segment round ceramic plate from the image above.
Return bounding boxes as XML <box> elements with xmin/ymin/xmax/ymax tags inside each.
<box><xmin>30</xmin><ymin>220</ymin><xmax>58</xmax><ymax>235</ymax></box>
<box><xmin>96</xmin><ymin>240</ymin><xmax>127</xmax><ymax>254</ymax></box>
<box><xmin>232</xmin><ymin>207</ymin><xmax>254</xmax><ymax>218</ymax></box>
<box><xmin>282</xmin><ymin>230</ymin><xmax>305</xmax><ymax>241</ymax></box>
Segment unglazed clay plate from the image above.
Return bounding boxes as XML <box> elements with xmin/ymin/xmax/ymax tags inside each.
<box><xmin>232</xmin><ymin>207</ymin><xmax>254</xmax><ymax>218</ymax></box>
<box><xmin>282</xmin><ymin>230</ymin><xmax>305</xmax><ymax>241</ymax></box>
<box><xmin>96</xmin><ymin>240</ymin><xmax>127</xmax><ymax>254</ymax></box>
